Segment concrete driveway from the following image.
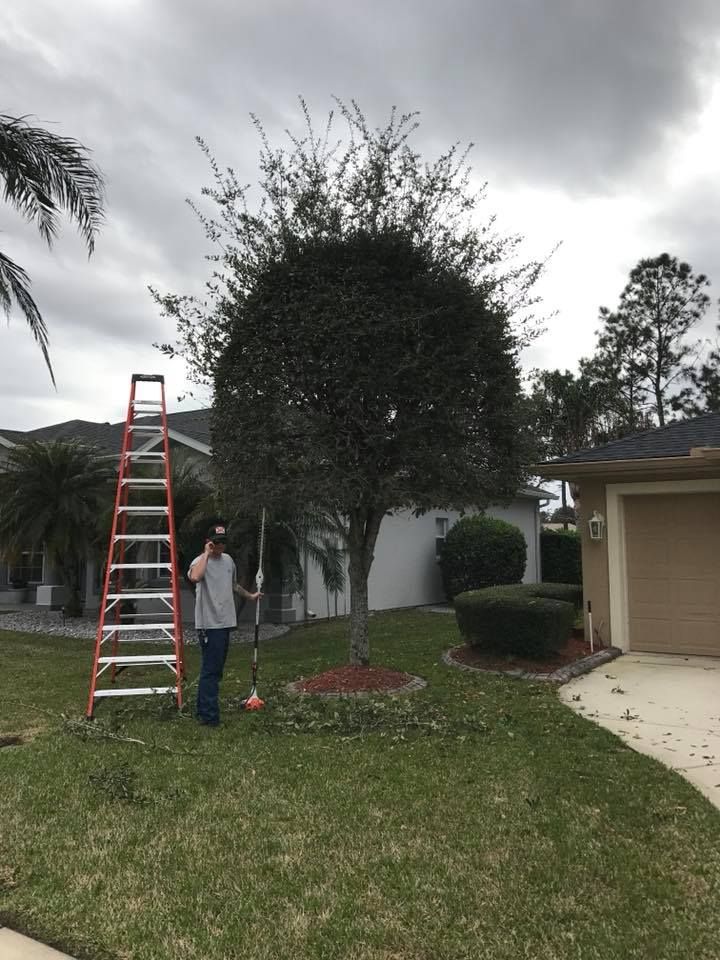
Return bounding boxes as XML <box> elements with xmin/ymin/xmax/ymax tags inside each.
<box><xmin>559</xmin><ymin>652</ymin><xmax>720</xmax><ymax>808</ymax></box>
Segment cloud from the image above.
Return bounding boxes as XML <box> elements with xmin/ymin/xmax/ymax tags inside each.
<box><xmin>2</xmin><ymin>0</ymin><xmax>720</xmax><ymax>430</ymax></box>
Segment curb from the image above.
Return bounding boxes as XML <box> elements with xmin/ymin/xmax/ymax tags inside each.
<box><xmin>285</xmin><ymin>673</ymin><xmax>427</xmax><ymax>699</ymax></box>
<box><xmin>442</xmin><ymin>646</ymin><xmax>622</xmax><ymax>685</ymax></box>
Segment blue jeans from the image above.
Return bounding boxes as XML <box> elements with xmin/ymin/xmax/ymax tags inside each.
<box><xmin>196</xmin><ymin>628</ymin><xmax>231</xmax><ymax>724</ymax></box>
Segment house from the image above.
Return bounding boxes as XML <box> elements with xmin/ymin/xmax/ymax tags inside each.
<box><xmin>538</xmin><ymin>413</ymin><xmax>720</xmax><ymax>657</ymax></box>
<box><xmin>1</xmin><ymin>410</ymin><xmax>552</xmax><ymax>621</ymax></box>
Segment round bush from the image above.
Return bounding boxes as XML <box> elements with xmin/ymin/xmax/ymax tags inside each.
<box><xmin>439</xmin><ymin>515</ymin><xmax>526</xmax><ymax>600</ymax></box>
<box><xmin>454</xmin><ymin>585</ymin><xmax>575</xmax><ymax>658</ymax></box>
<box><xmin>541</xmin><ymin>529</ymin><xmax>582</xmax><ymax>584</ymax></box>
<box><xmin>521</xmin><ymin>581</ymin><xmax>582</xmax><ymax>610</ymax></box>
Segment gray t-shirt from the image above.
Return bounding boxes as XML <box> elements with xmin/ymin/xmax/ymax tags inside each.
<box><xmin>189</xmin><ymin>553</ymin><xmax>237</xmax><ymax>630</ymax></box>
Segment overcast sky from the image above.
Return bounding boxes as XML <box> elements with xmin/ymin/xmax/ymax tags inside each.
<box><xmin>2</xmin><ymin>0</ymin><xmax>720</xmax><ymax>430</ymax></box>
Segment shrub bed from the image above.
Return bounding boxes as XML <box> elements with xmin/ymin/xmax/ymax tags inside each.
<box><xmin>439</xmin><ymin>515</ymin><xmax>526</xmax><ymax>600</ymax></box>
<box><xmin>541</xmin><ymin>529</ymin><xmax>582</xmax><ymax>584</ymax></box>
<box><xmin>454</xmin><ymin>583</ymin><xmax>576</xmax><ymax>658</ymax></box>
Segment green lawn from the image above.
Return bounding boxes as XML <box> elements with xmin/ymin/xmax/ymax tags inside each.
<box><xmin>2</xmin><ymin>612</ymin><xmax>720</xmax><ymax>960</ymax></box>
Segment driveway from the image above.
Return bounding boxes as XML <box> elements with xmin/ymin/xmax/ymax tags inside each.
<box><xmin>559</xmin><ymin>652</ymin><xmax>720</xmax><ymax>808</ymax></box>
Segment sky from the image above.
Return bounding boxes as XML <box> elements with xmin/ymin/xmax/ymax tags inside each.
<box><xmin>2</xmin><ymin>0</ymin><xmax>720</xmax><ymax>430</ymax></box>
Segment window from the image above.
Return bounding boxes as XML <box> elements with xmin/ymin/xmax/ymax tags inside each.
<box><xmin>8</xmin><ymin>548</ymin><xmax>44</xmax><ymax>585</ymax></box>
<box><xmin>435</xmin><ymin>517</ymin><xmax>449</xmax><ymax>560</ymax></box>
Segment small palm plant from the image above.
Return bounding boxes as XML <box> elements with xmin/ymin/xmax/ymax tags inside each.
<box><xmin>0</xmin><ymin>440</ymin><xmax>114</xmax><ymax>615</ymax></box>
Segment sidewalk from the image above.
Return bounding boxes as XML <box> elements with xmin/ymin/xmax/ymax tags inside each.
<box><xmin>0</xmin><ymin>927</ymin><xmax>78</xmax><ymax>959</ymax></box>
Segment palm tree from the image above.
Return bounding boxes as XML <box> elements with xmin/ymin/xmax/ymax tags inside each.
<box><xmin>0</xmin><ymin>114</ymin><xmax>105</xmax><ymax>383</ymax></box>
<box><xmin>0</xmin><ymin>440</ymin><xmax>114</xmax><ymax>616</ymax></box>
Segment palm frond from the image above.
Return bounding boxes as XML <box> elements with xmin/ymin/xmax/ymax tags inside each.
<box><xmin>0</xmin><ymin>251</ymin><xmax>54</xmax><ymax>385</ymax></box>
<box><xmin>0</xmin><ymin>114</ymin><xmax>105</xmax><ymax>253</ymax></box>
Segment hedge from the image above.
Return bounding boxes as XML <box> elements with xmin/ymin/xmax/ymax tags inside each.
<box><xmin>454</xmin><ymin>583</ymin><xmax>577</xmax><ymax>658</ymax></box>
<box><xmin>541</xmin><ymin>529</ymin><xmax>582</xmax><ymax>584</ymax></box>
<box><xmin>439</xmin><ymin>515</ymin><xmax>526</xmax><ymax>600</ymax></box>
<box><xmin>521</xmin><ymin>581</ymin><xmax>582</xmax><ymax>610</ymax></box>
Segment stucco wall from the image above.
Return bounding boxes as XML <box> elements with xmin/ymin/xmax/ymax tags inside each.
<box><xmin>574</xmin><ymin>480</ymin><xmax>611</xmax><ymax>648</ymax></box>
<box><xmin>297</xmin><ymin>498</ymin><xmax>542</xmax><ymax>620</ymax></box>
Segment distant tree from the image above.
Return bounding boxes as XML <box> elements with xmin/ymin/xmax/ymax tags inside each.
<box><xmin>0</xmin><ymin>114</ymin><xmax>105</xmax><ymax>383</ymax></box>
<box><xmin>529</xmin><ymin>369</ymin><xmax>607</xmax><ymax>527</ymax></box>
<box><xmin>594</xmin><ymin>254</ymin><xmax>710</xmax><ymax>426</ymax></box>
<box><xmin>550</xmin><ymin>505</ymin><xmax>576</xmax><ymax>524</ymax></box>
<box><xmin>156</xmin><ymin>100</ymin><xmax>543</xmax><ymax>664</ymax></box>
<box><xmin>676</xmin><ymin>325</ymin><xmax>720</xmax><ymax>417</ymax></box>
<box><xmin>0</xmin><ymin>441</ymin><xmax>113</xmax><ymax>616</ymax></box>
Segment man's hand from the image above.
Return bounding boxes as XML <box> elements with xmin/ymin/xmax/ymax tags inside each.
<box><xmin>204</xmin><ymin>540</ymin><xmax>215</xmax><ymax>556</ymax></box>
<box><xmin>248</xmin><ymin>591</ymin><xmax>264</xmax><ymax>601</ymax></box>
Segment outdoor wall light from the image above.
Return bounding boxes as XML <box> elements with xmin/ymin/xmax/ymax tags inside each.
<box><xmin>588</xmin><ymin>511</ymin><xmax>606</xmax><ymax>541</ymax></box>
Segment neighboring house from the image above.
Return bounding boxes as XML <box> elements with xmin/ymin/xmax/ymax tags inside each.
<box><xmin>538</xmin><ymin>412</ymin><xmax>720</xmax><ymax>658</ymax></box>
<box><xmin>0</xmin><ymin>410</ymin><xmax>553</xmax><ymax>622</ymax></box>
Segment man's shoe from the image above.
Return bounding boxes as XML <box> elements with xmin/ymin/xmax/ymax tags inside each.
<box><xmin>198</xmin><ymin>717</ymin><xmax>220</xmax><ymax>727</ymax></box>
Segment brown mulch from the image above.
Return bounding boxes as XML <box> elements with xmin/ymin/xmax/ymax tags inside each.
<box><xmin>450</xmin><ymin>635</ymin><xmax>604</xmax><ymax>675</ymax></box>
<box><xmin>294</xmin><ymin>665</ymin><xmax>416</xmax><ymax>694</ymax></box>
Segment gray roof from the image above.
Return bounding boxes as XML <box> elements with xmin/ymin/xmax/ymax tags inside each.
<box><xmin>0</xmin><ymin>409</ymin><xmax>211</xmax><ymax>456</ymax></box>
<box><xmin>550</xmin><ymin>413</ymin><xmax>720</xmax><ymax>465</ymax></box>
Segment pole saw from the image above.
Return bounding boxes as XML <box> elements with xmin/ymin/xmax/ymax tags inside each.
<box><xmin>241</xmin><ymin>507</ymin><xmax>266</xmax><ymax>711</ymax></box>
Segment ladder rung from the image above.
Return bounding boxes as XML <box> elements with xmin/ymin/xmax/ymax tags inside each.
<box><xmin>128</xmin><ymin>425</ymin><xmax>163</xmax><ymax>433</ymax></box>
<box><xmin>94</xmin><ymin>687</ymin><xmax>177</xmax><ymax>698</ymax></box>
<box><xmin>110</xmin><ymin>563</ymin><xmax>172</xmax><ymax>570</ymax></box>
<box><xmin>106</xmin><ymin>592</ymin><xmax>174</xmax><ymax>600</ymax></box>
<box><xmin>102</xmin><ymin>623</ymin><xmax>175</xmax><ymax>631</ymax></box>
<box><xmin>98</xmin><ymin>655</ymin><xmax>178</xmax><ymax>665</ymax></box>
<box><xmin>125</xmin><ymin>451</ymin><xmax>165</xmax><ymax>458</ymax></box>
<box><xmin>121</xmin><ymin>479</ymin><xmax>167</xmax><ymax>486</ymax></box>
<box><xmin>118</xmin><ymin>507</ymin><xmax>168</xmax><ymax>514</ymax></box>
<box><xmin>132</xmin><ymin>400</ymin><xmax>163</xmax><ymax>406</ymax></box>
<box><xmin>114</xmin><ymin>534</ymin><xmax>170</xmax><ymax>541</ymax></box>
<box><xmin>120</xmin><ymin>610</ymin><xmax>175</xmax><ymax>626</ymax></box>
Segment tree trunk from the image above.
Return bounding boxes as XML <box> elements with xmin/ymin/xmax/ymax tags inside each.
<box><xmin>347</xmin><ymin>505</ymin><xmax>385</xmax><ymax>666</ymax></box>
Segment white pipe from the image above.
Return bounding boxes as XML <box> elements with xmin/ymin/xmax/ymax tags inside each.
<box><xmin>587</xmin><ymin>600</ymin><xmax>594</xmax><ymax>654</ymax></box>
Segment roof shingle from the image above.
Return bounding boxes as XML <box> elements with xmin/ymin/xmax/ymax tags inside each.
<box><xmin>549</xmin><ymin>412</ymin><xmax>720</xmax><ymax>465</ymax></box>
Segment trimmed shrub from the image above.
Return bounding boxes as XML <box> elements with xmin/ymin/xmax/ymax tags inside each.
<box><xmin>522</xmin><ymin>581</ymin><xmax>582</xmax><ymax>611</ymax></box>
<box><xmin>541</xmin><ymin>529</ymin><xmax>582</xmax><ymax>584</ymax></box>
<box><xmin>439</xmin><ymin>515</ymin><xmax>526</xmax><ymax>600</ymax></box>
<box><xmin>454</xmin><ymin>584</ymin><xmax>575</xmax><ymax>658</ymax></box>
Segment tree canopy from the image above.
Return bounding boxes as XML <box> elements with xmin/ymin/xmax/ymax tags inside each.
<box><xmin>156</xmin><ymin>100</ymin><xmax>544</xmax><ymax>664</ymax></box>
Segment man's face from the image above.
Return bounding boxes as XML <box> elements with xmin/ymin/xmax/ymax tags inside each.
<box><xmin>208</xmin><ymin>540</ymin><xmax>226</xmax><ymax>556</ymax></box>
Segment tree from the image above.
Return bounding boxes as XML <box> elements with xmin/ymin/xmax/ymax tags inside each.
<box><xmin>675</xmin><ymin>325</ymin><xmax>720</xmax><ymax>416</ymax></box>
<box><xmin>155</xmin><ymin>101</ymin><xmax>542</xmax><ymax>665</ymax></box>
<box><xmin>594</xmin><ymin>254</ymin><xmax>710</xmax><ymax>426</ymax></box>
<box><xmin>0</xmin><ymin>440</ymin><xmax>114</xmax><ymax>615</ymax></box>
<box><xmin>529</xmin><ymin>369</ymin><xmax>608</xmax><ymax>526</ymax></box>
<box><xmin>0</xmin><ymin>114</ymin><xmax>105</xmax><ymax>383</ymax></box>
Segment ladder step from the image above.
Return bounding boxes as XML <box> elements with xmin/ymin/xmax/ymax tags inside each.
<box><xmin>124</xmin><ymin>451</ymin><xmax>166</xmax><ymax>459</ymax></box>
<box><xmin>128</xmin><ymin>425</ymin><xmax>163</xmax><ymax>433</ymax></box>
<box><xmin>102</xmin><ymin>623</ymin><xmax>175</xmax><ymax>631</ymax></box>
<box><xmin>117</xmin><ymin>507</ymin><xmax>168</xmax><ymax>514</ymax></box>
<box><xmin>94</xmin><ymin>687</ymin><xmax>177</xmax><ymax>698</ymax></box>
<box><xmin>121</xmin><ymin>479</ymin><xmax>167</xmax><ymax>486</ymax></box>
<box><xmin>106</xmin><ymin>592</ymin><xmax>174</xmax><ymax>600</ymax></box>
<box><xmin>110</xmin><ymin>563</ymin><xmax>172</xmax><ymax>570</ymax></box>
<box><xmin>132</xmin><ymin>400</ymin><xmax>163</xmax><ymax>406</ymax></box>
<box><xmin>98</xmin><ymin>655</ymin><xmax>178</xmax><ymax>665</ymax></box>
<box><xmin>119</xmin><ymin>613</ymin><xmax>174</xmax><ymax>619</ymax></box>
<box><xmin>114</xmin><ymin>534</ymin><xmax>170</xmax><ymax>541</ymax></box>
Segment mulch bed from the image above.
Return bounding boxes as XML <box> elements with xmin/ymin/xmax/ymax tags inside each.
<box><xmin>450</xmin><ymin>636</ymin><xmax>604</xmax><ymax>676</ymax></box>
<box><xmin>289</xmin><ymin>665</ymin><xmax>424</xmax><ymax>696</ymax></box>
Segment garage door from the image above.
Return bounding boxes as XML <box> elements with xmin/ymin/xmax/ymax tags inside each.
<box><xmin>625</xmin><ymin>493</ymin><xmax>720</xmax><ymax>656</ymax></box>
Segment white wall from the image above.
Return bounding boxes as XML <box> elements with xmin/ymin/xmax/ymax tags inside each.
<box><xmin>297</xmin><ymin>497</ymin><xmax>541</xmax><ymax>619</ymax></box>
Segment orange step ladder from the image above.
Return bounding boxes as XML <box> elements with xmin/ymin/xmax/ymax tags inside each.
<box><xmin>86</xmin><ymin>374</ymin><xmax>184</xmax><ymax>717</ymax></box>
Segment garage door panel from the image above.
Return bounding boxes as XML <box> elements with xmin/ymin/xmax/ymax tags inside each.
<box><xmin>625</xmin><ymin>493</ymin><xmax>720</xmax><ymax>657</ymax></box>
<box><xmin>629</xmin><ymin>618</ymin><xmax>673</xmax><ymax>653</ymax></box>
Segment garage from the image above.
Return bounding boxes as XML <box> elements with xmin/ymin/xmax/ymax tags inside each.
<box><xmin>536</xmin><ymin>411</ymin><xmax>720</xmax><ymax>656</ymax></box>
<box><xmin>624</xmin><ymin>493</ymin><xmax>720</xmax><ymax>656</ymax></box>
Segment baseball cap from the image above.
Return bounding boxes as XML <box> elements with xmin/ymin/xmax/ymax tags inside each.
<box><xmin>207</xmin><ymin>524</ymin><xmax>227</xmax><ymax>543</ymax></box>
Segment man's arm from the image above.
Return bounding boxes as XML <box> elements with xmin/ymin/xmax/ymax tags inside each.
<box><xmin>234</xmin><ymin>582</ymin><xmax>260</xmax><ymax>600</ymax></box>
<box><xmin>188</xmin><ymin>542</ymin><xmax>213</xmax><ymax>583</ymax></box>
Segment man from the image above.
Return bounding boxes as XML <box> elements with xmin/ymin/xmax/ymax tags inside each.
<box><xmin>188</xmin><ymin>524</ymin><xmax>262</xmax><ymax>726</ymax></box>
